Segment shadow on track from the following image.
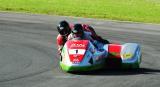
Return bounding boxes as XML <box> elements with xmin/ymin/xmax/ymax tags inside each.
<box><xmin>69</xmin><ymin>68</ymin><xmax>160</xmax><ymax>76</ymax></box>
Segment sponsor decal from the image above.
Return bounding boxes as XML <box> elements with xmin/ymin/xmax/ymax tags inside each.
<box><xmin>71</xmin><ymin>55</ymin><xmax>82</xmax><ymax>64</ymax></box>
<box><xmin>123</xmin><ymin>53</ymin><xmax>133</xmax><ymax>59</ymax></box>
<box><xmin>73</xmin><ymin>58</ymin><xmax>80</xmax><ymax>64</ymax></box>
<box><xmin>70</xmin><ymin>44</ymin><xmax>85</xmax><ymax>48</ymax></box>
<box><xmin>73</xmin><ymin>61</ymin><xmax>80</xmax><ymax>64</ymax></box>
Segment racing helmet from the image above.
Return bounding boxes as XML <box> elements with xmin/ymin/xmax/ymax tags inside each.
<box><xmin>72</xmin><ymin>24</ymin><xmax>84</xmax><ymax>38</ymax></box>
<box><xmin>57</xmin><ymin>20</ymin><xmax>71</xmax><ymax>36</ymax></box>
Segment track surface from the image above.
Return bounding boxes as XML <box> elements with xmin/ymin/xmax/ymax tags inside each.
<box><xmin>0</xmin><ymin>12</ymin><xmax>160</xmax><ymax>87</ymax></box>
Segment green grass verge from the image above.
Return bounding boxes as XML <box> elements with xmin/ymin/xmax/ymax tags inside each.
<box><xmin>0</xmin><ymin>0</ymin><xmax>160</xmax><ymax>23</ymax></box>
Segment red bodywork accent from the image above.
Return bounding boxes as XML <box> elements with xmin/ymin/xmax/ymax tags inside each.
<box><xmin>57</xmin><ymin>34</ymin><xmax>64</xmax><ymax>46</ymax></box>
<box><xmin>66</xmin><ymin>40</ymin><xmax>89</xmax><ymax>63</ymax></box>
<box><xmin>105</xmin><ymin>44</ymin><xmax>122</xmax><ymax>68</ymax></box>
<box><xmin>108</xmin><ymin>44</ymin><xmax>122</xmax><ymax>59</ymax></box>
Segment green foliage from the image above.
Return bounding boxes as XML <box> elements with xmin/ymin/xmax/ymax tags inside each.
<box><xmin>0</xmin><ymin>0</ymin><xmax>160</xmax><ymax>23</ymax></box>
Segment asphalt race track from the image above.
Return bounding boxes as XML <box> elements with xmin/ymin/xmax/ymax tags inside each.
<box><xmin>0</xmin><ymin>12</ymin><xmax>160</xmax><ymax>87</ymax></box>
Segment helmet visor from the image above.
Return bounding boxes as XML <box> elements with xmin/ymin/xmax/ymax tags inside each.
<box><xmin>72</xmin><ymin>30</ymin><xmax>82</xmax><ymax>37</ymax></box>
<box><xmin>58</xmin><ymin>27</ymin><xmax>68</xmax><ymax>36</ymax></box>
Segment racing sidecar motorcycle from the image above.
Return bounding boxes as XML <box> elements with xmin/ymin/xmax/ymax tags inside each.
<box><xmin>59</xmin><ymin>40</ymin><xmax>142</xmax><ymax>72</ymax></box>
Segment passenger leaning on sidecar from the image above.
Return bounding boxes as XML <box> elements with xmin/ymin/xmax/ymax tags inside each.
<box><xmin>68</xmin><ymin>24</ymin><xmax>104</xmax><ymax>49</ymax></box>
<box><xmin>68</xmin><ymin>24</ymin><xmax>94</xmax><ymax>41</ymax></box>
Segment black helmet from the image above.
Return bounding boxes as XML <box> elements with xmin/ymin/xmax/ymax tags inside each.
<box><xmin>72</xmin><ymin>24</ymin><xmax>84</xmax><ymax>38</ymax></box>
<box><xmin>57</xmin><ymin>20</ymin><xmax>70</xmax><ymax>36</ymax></box>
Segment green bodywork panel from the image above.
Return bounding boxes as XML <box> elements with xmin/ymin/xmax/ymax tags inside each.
<box><xmin>60</xmin><ymin>62</ymin><xmax>105</xmax><ymax>72</ymax></box>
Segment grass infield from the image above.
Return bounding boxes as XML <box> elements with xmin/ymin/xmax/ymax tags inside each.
<box><xmin>0</xmin><ymin>0</ymin><xmax>160</xmax><ymax>23</ymax></box>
